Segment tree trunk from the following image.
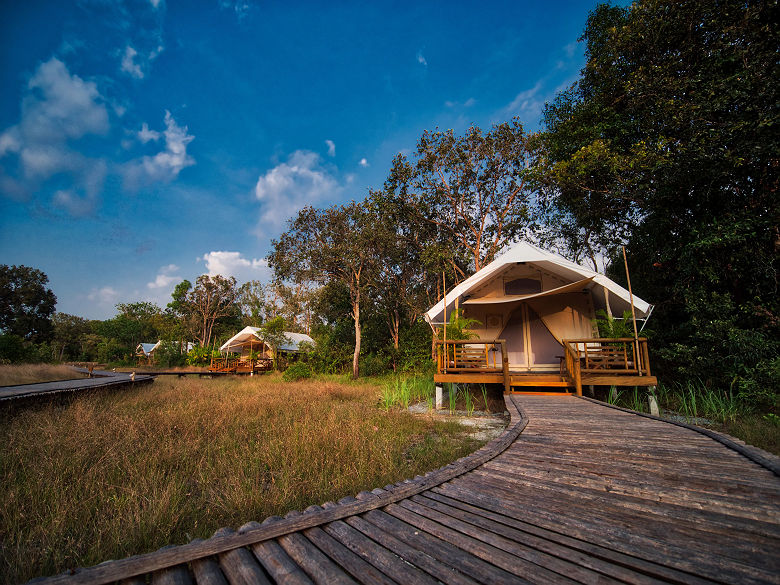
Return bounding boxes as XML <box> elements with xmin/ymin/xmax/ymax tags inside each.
<box><xmin>352</xmin><ymin>292</ymin><xmax>361</xmax><ymax>379</ymax></box>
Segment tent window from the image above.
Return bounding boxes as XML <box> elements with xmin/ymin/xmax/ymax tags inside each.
<box><xmin>505</xmin><ymin>278</ymin><xmax>541</xmax><ymax>295</ymax></box>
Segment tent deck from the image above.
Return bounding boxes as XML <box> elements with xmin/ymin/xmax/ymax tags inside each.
<box><xmin>435</xmin><ymin>338</ymin><xmax>656</xmax><ymax>395</ymax></box>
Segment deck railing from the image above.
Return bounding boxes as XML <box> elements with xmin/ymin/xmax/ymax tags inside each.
<box><xmin>563</xmin><ymin>337</ymin><xmax>651</xmax><ymax>396</ymax></box>
<box><xmin>208</xmin><ymin>356</ymin><xmax>273</xmax><ymax>373</ymax></box>
<box><xmin>435</xmin><ymin>339</ymin><xmax>505</xmax><ymax>372</ymax></box>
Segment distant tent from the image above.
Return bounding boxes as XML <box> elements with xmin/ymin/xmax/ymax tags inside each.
<box><xmin>219</xmin><ymin>327</ymin><xmax>314</xmax><ymax>359</ymax></box>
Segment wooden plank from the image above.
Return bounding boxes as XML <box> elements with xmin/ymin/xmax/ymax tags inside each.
<box><xmin>397</xmin><ymin>497</ymin><xmax>609</xmax><ymax>585</ymax></box>
<box><xmin>424</xmin><ymin>487</ymin><xmax>718</xmax><ymax>585</ymax></box>
<box><xmin>150</xmin><ymin>566</ymin><xmax>193</xmax><ymax>585</ymax></box>
<box><xmin>410</xmin><ymin>493</ymin><xmax>672</xmax><ymax>585</ymax></box>
<box><xmin>384</xmin><ymin>502</ymin><xmax>576</xmax><ymax>584</ymax></box>
<box><xmin>278</xmin><ymin>532</ymin><xmax>357</xmax><ymax>584</ymax></box>
<box><xmin>579</xmin><ymin>375</ymin><xmax>658</xmax><ymax>386</ymax></box>
<box><xmin>213</xmin><ymin>529</ymin><xmax>272</xmax><ymax>585</ymax></box>
<box><xmin>450</xmin><ymin>472</ymin><xmax>779</xmax><ymax>583</ymax></box>
<box><xmin>321</xmin><ymin>520</ymin><xmax>436</xmax><ymax>585</ymax></box>
<box><xmin>356</xmin><ymin>510</ymin><xmax>518</xmax><ymax>585</ymax></box>
<box><xmin>303</xmin><ymin>525</ymin><xmax>398</xmax><ymax>585</ymax></box>
<box><xmin>190</xmin><ymin>556</ymin><xmax>228</xmax><ymax>585</ymax></box>
<box><xmin>250</xmin><ymin>539</ymin><xmax>314</xmax><ymax>585</ymax></box>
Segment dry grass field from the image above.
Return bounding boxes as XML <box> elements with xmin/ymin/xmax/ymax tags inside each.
<box><xmin>0</xmin><ymin>364</ymin><xmax>84</xmax><ymax>386</ymax></box>
<box><xmin>0</xmin><ymin>375</ymin><xmax>492</xmax><ymax>583</ymax></box>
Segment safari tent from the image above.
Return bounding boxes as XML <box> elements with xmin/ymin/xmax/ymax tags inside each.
<box><xmin>219</xmin><ymin>327</ymin><xmax>314</xmax><ymax>358</ymax></box>
<box><xmin>209</xmin><ymin>327</ymin><xmax>314</xmax><ymax>373</ymax></box>
<box><xmin>425</xmin><ymin>242</ymin><xmax>657</xmax><ymax>394</ymax></box>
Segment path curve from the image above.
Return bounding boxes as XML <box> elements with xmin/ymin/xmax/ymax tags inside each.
<box><xmin>32</xmin><ymin>395</ymin><xmax>780</xmax><ymax>585</ymax></box>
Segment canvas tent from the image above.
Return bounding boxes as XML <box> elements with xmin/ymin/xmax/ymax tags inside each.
<box><xmin>219</xmin><ymin>326</ymin><xmax>314</xmax><ymax>359</ymax></box>
<box><xmin>424</xmin><ymin>242</ymin><xmax>652</xmax><ymax>372</ymax></box>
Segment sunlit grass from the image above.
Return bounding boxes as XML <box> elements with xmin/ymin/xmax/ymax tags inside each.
<box><xmin>0</xmin><ymin>375</ymin><xmax>485</xmax><ymax>583</ymax></box>
<box><xmin>0</xmin><ymin>364</ymin><xmax>84</xmax><ymax>386</ymax></box>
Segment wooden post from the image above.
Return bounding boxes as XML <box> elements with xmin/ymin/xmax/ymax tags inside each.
<box><xmin>622</xmin><ymin>246</ymin><xmax>642</xmax><ymax>375</ymax></box>
<box><xmin>442</xmin><ymin>272</ymin><xmax>447</xmax><ymax>374</ymax></box>
<box><xmin>500</xmin><ymin>340</ymin><xmax>510</xmax><ymax>394</ymax></box>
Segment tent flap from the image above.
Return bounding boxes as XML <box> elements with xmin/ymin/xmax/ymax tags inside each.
<box><xmin>462</xmin><ymin>277</ymin><xmax>595</xmax><ymax>305</ymax></box>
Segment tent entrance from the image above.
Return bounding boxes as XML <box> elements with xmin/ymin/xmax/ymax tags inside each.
<box><xmin>499</xmin><ymin>303</ymin><xmax>563</xmax><ymax>371</ymax></box>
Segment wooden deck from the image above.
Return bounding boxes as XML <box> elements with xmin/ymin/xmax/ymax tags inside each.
<box><xmin>435</xmin><ymin>339</ymin><xmax>659</xmax><ymax>393</ymax></box>
<box><xmin>33</xmin><ymin>395</ymin><xmax>779</xmax><ymax>584</ymax></box>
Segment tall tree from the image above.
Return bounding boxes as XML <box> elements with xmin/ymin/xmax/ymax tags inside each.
<box><xmin>269</xmin><ymin>202</ymin><xmax>375</xmax><ymax>378</ymax></box>
<box><xmin>187</xmin><ymin>275</ymin><xmax>240</xmax><ymax>348</ymax></box>
<box><xmin>389</xmin><ymin>118</ymin><xmax>538</xmax><ymax>278</ymax></box>
<box><xmin>0</xmin><ymin>265</ymin><xmax>57</xmax><ymax>342</ymax></box>
<box><xmin>537</xmin><ymin>0</ymin><xmax>779</xmax><ymax>405</ymax></box>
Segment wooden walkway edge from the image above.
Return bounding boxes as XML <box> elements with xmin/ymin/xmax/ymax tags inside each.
<box><xmin>29</xmin><ymin>395</ymin><xmax>780</xmax><ymax>585</ymax></box>
<box><xmin>0</xmin><ymin>369</ymin><xmax>154</xmax><ymax>403</ymax></box>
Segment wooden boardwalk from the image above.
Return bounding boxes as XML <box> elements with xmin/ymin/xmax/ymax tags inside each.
<box><xmin>35</xmin><ymin>395</ymin><xmax>779</xmax><ymax>585</ymax></box>
<box><xmin>0</xmin><ymin>369</ymin><xmax>154</xmax><ymax>403</ymax></box>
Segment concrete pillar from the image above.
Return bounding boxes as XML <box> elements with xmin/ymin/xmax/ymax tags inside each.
<box><xmin>435</xmin><ymin>385</ymin><xmax>445</xmax><ymax>410</ymax></box>
<box><xmin>647</xmin><ymin>387</ymin><xmax>659</xmax><ymax>416</ymax></box>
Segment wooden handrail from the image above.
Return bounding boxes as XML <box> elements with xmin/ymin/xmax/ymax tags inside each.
<box><xmin>561</xmin><ymin>338</ymin><xmax>652</xmax><ymax>394</ymax></box>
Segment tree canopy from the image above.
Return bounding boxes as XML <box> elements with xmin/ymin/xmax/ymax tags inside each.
<box><xmin>537</xmin><ymin>0</ymin><xmax>778</xmax><ymax>405</ymax></box>
<box><xmin>0</xmin><ymin>265</ymin><xmax>57</xmax><ymax>343</ymax></box>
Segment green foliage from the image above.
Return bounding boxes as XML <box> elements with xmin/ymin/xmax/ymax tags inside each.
<box><xmin>444</xmin><ymin>310</ymin><xmax>479</xmax><ymax>341</ymax></box>
<box><xmin>186</xmin><ymin>346</ymin><xmax>216</xmax><ymax>367</ymax></box>
<box><xmin>379</xmin><ymin>375</ymin><xmax>435</xmax><ymax>411</ymax></box>
<box><xmin>538</xmin><ymin>0</ymin><xmax>779</xmax><ymax>409</ymax></box>
<box><xmin>96</xmin><ymin>338</ymin><xmax>125</xmax><ymax>364</ymax></box>
<box><xmin>0</xmin><ymin>334</ymin><xmax>33</xmax><ymax>363</ymax></box>
<box><xmin>258</xmin><ymin>316</ymin><xmax>290</xmax><ymax>370</ymax></box>
<box><xmin>594</xmin><ymin>310</ymin><xmax>634</xmax><ymax>338</ymax></box>
<box><xmin>282</xmin><ymin>361</ymin><xmax>312</xmax><ymax>381</ymax></box>
<box><xmin>0</xmin><ymin>265</ymin><xmax>57</xmax><ymax>343</ymax></box>
<box><xmin>153</xmin><ymin>341</ymin><xmax>187</xmax><ymax>368</ymax></box>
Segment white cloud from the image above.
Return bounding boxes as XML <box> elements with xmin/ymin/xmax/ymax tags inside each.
<box><xmin>200</xmin><ymin>251</ymin><xmax>270</xmax><ymax>282</ymax></box>
<box><xmin>0</xmin><ymin>58</ymin><xmax>109</xmax><ymax>212</ymax></box>
<box><xmin>123</xmin><ymin>110</ymin><xmax>195</xmax><ymax>188</ymax></box>
<box><xmin>87</xmin><ymin>286</ymin><xmax>120</xmax><ymax>305</ymax></box>
<box><xmin>147</xmin><ymin>263</ymin><xmax>180</xmax><ymax>289</ymax></box>
<box><xmin>254</xmin><ymin>150</ymin><xmax>342</xmax><ymax>228</ymax></box>
<box><xmin>325</xmin><ymin>139</ymin><xmax>336</xmax><ymax>157</ymax></box>
<box><xmin>220</xmin><ymin>0</ymin><xmax>254</xmax><ymax>20</ymax></box>
<box><xmin>3</xmin><ymin>58</ymin><xmax>109</xmax><ymax>154</ymax></box>
<box><xmin>505</xmin><ymin>81</ymin><xmax>545</xmax><ymax>118</ymax></box>
<box><xmin>121</xmin><ymin>46</ymin><xmax>144</xmax><ymax>79</ymax></box>
<box><xmin>445</xmin><ymin>97</ymin><xmax>476</xmax><ymax>109</ymax></box>
<box><xmin>359</xmin><ymin>157</ymin><xmax>369</xmax><ymax>168</ymax></box>
<box><xmin>416</xmin><ymin>50</ymin><xmax>427</xmax><ymax>67</ymax></box>
<box><xmin>150</xmin><ymin>0</ymin><xmax>162</xmax><ymax>8</ymax></box>
<box><xmin>120</xmin><ymin>44</ymin><xmax>163</xmax><ymax>80</ymax></box>
<box><xmin>138</xmin><ymin>122</ymin><xmax>160</xmax><ymax>143</ymax></box>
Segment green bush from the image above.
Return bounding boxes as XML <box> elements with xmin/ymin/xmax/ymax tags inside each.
<box><xmin>186</xmin><ymin>346</ymin><xmax>217</xmax><ymax>366</ymax></box>
<box><xmin>154</xmin><ymin>341</ymin><xmax>187</xmax><ymax>368</ymax></box>
<box><xmin>283</xmin><ymin>361</ymin><xmax>312</xmax><ymax>381</ymax></box>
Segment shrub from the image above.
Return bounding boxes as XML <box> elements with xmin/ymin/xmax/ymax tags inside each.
<box><xmin>283</xmin><ymin>361</ymin><xmax>312</xmax><ymax>381</ymax></box>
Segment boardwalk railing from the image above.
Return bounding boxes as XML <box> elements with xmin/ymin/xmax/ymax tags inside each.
<box><xmin>563</xmin><ymin>337</ymin><xmax>651</xmax><ymax>395</ymax></box>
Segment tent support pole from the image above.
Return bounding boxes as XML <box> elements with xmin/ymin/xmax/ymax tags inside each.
<box><xmin>622</xmin><ymin>246</ymin><xmax>642</xmax><ymax>375</ymax></box>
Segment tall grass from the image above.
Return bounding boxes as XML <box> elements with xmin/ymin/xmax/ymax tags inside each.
<box><xmin>0</xmin><ymin>376</ymin><xmax>482</xmax><ymax>583</ymax></box>
<box><xmin>379</xmin><ymin>375</ymin><xmax>435</xmax><ymax>411</ymax></box>
<box><xmin>0</xmin><ymin>364</ymin><xmax>85</xmax><ymax>386</ymax></box>
<box><xmin>655</xmin><ymin>380</ymin><xmax>746</xmax><ymax>423</ymax></box>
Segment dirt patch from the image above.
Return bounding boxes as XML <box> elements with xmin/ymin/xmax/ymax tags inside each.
<box><xmin>407</xmin><ymin>402</ymin><xmax>510</xmax><ymax>442</ymax></box>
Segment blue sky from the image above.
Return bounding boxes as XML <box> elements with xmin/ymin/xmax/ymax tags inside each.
<box><xmin>1</xmin><ymin>0</ymin><xmax>602</xmax><ymax>320</ymax></box>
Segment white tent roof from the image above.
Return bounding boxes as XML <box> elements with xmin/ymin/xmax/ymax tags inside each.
<box><xmin>219</xmin><ymin>326</ymin><xmax>314</xmax><ymax>353</ymax></box>
<box><xmin>424</xmin><ymin>241</ymin><xmax>652</xmax><ymax>324</ymax></box>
